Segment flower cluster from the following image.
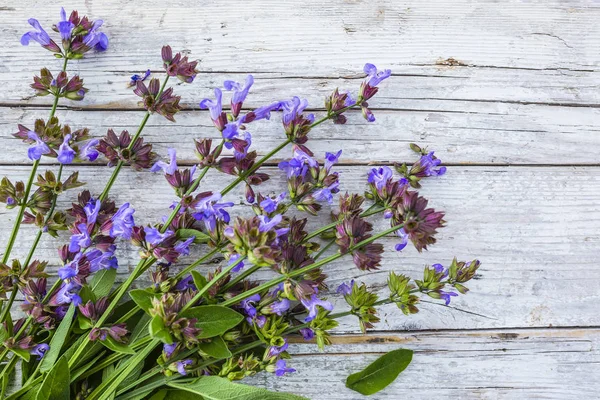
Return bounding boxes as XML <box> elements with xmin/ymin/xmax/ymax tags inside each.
<box><xmin>31</xmin><ymin>68</ymin><xmax>88</xmax><ymax>101</ymax></box>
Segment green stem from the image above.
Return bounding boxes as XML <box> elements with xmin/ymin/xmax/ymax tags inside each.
<box><xmin>221</xmin><ymin>264</ymin><xmax>260</xmax><ymax>291</ymax></box>
<box><xmin>1</xmin><ymin>58</ymin><xmax>69</xmax><ymax>265</ymax></box>
<box><xmin>221</xmin><ymin>223</ymin><xmax>404</xmax><ymax>307</ymax></box>
<box><xmin>173</xmin><ymin>247</ymin><xmax>221</xmax><ymax>280</ymax></box>
<box><xmin>0</xmin><ymin>289</ymin><xmax>17</xmax><ymax>326</ymax></box>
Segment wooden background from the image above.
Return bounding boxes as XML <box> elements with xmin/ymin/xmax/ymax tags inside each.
<box><xmin>1</xmin><ymin>1</ymin><xmax>600</xmax><ymax>398</ymax></box>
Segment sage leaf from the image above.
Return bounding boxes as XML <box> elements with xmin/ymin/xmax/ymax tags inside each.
<box><xmin>168</xmin><ymin>376</ymin><xmax>308</xmax><ymax>399</ymax></box>
<box><xmin>181</xmin><ymin>306</ymin><xmax>243</xmax><ymax>339</ymax></box>
<box><xmin>40</xmin><ymin>304</ymin><xmax>75</xmax><ymax>372</ymax></box>
<box><xmin>36</xmin><ymin>356</ymin><xmax>70</xmax><ymax>400</ymax></box>
<box><xmin>345</xmin><ymin>349</ymin><xmax>413</xmax><ymax>395</ymax></box>
<box><xmin>100</xmin><ymin>336</ymin><xmax>136</xmax><ymax>354</ymax></box>
<box><xmin>198</xmin><ymin>336</ymin><xmax>232</xmax><ymax>359</ymax></box>
<box><xmin>90</xmin><ymin>268</ymin><xmax>117</xmax><ymax>298</ymax></box>
<box><xmin>191</xmin><ymin>270</ymin><xmax>207</xmax><ymax>291</ymax></box>
<box><xmin>177</xmin><ymin>228</ymin><xmax>210</xmax><ymax>243</ymax></box>
<box><xmin>129</xmin><ymin>289</ymin><xmax>158</xmax><ymax>314</ymax></box>
<box><xmin>150</xmin><ymin>314</ymin><xmax>173</xmax><ymax>344</ymax></box>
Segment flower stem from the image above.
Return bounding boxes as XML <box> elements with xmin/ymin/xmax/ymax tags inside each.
<box><xmin>221</xmin><ymin>223</ymin><xmax>403</xmax><ymax>307</ymax></box>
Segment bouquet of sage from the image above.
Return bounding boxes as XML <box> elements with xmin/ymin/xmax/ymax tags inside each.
<box><xmin>0</xmin><ymin>8</ymin><xmax>480</xmax><ymax>400</ymax></box>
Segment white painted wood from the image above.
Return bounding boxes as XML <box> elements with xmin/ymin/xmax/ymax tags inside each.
<box><xmin>1</xmin><ymin>0</ymin><xmax>599</xmax><ymax>397</ymax></box>
<box><xmin>2</xmin><ymin>165</ymin><xmax>599</xmax><ymax>332</ymax></box>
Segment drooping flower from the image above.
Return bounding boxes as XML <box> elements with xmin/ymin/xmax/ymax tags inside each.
<box><xmin>57</xmin><ymin>134</ymin><xmax>76</xmax><ymax>164</ymax></box>
<box><xmin>243</xmin><ymin>101</ymin><xmax>283</xmax><ymax>123</ymax></box>
<box><xmin>191</xmin><ymin>192</ymin><xmax>234</xmax><ymax>232</ymax></box>
<box><xmin>439</xmin><ymin>290</ymin><xmax>458</xmax><ymax>305</ymax></box>
<box><xmin>324</xmin><ymin>150</ymin><xmax>342</xmax><ymax>171</ymax></box>
<box><xmin>268</xmin><ymin>298</ymin><xmax>291</xmax><ymax>315</ymax></box>
<box><xmin>86</xmin><ymin>247</ymin><xmax>118</xmax><ymax>272</ymax></box>
<box><xmin>68</xmin><ymin>223</ymin><xmax>92</xmax><ymax>252</ymax></box>
<box><xmin>224</xmin><ymin>75</ymin><xmax>254</xmax><ymax>117</ymax></box>
<box><xmin>412</xmin><ymin>151</ymin><xmax>447</xmax><ymax>178</ymax></box>
<box><xmin>26</xmin><ymin>131</ymin><xmax>51</xmax><ymax>161</ymax></box>
<box><xmin>266</xmin><ymin>339</ymin><xmax>289</xmax><ymax>359</ymax></box>
<box><xmin>228</xmin><ymin>253</ymin><xmax>246</xmax><ymax>273</ymax></box>
<box><xmin>336</xmin><ymin>280</ymin><xmax>355</xmax><ymax>296</ymax></box>
<box><xmin>278</xmin><ymin>148</ymin><xmax>318</xmax><ymax>178</ymax></box>
<box><xmin>360</xmin><ymin>63</ymin><xmax>391</xmax><ymax>101</ymax></box>
<box><xmin>395</xmin><ymin>228</ymin><xmax>408</xmax><ymax>251</ymax></box>
<box><xmin>21</xmin><ymin>18</ymin><xmax>60</xmax><ymax>53</ymax></box>
<box><xmin>144</xmin><ymin>227</ymin><xmax>175</xmax><ymax>246</ymax></box>
<box><xmin>129</xmin><ymin>69</ymin><xmax>151</xmax><ymax>87</ymax></box>
<box><xmin>30</xmin><ymin>343</ymin><xmax>50</xmax><ymax>360</ymax></box>
<box><xmin>200</xmin><ymin>88</ymin><xmax>226</xmax><ymax>131</ymax></box>
<box><xmin>151</xmin><ymin>148</ymin><xmax>178</xmax><ymax>175</ymax></box>
<box><xmin>301</xmin><ymin>294</ymin><xmax>333</xmax><ymax>322</ymax></box>
<box><xmin>176</xmin><ymin>359</ymin><xmax>193</xmax><ymax>376</ymax></box>
<box><xmin>79</xmin><ymin>138</ymin><xmax>99</xmax><ymax>161</ymax></box>
<box><xmin>110</xmin><ymin>203</ymin><xmax>136</xmax><ymax>239</ymax></box>
<box><xmin>274</xmin><ymin>359</ymin><xmax>296</xmax><ymax>376</ymax></box>
<box><xmin>259</xmin><ymin>192</ymin><xmax>287</xmax><ymax>213</ymax></box>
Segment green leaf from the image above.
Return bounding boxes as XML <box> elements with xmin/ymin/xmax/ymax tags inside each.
<box><xmin>177</xmin><ymin>228</ymin><xmax>210</xmax><ymax>243</ymax></box>
<box><xmin>181</xmin><ymin>306</ymin><xmax>243</xmax><ymax>339</ymax></box>
<box><xmin>36</xmin><ymin>356</ymin><xmax>70</xmax><ymax>400</ymax></box>
<box><xmin>150</xmin><ymin>390</ymin><xmax>204</xmax><ymax>400</ymax></box>
<box><xmin>129</xmin><ymin>289</ymin><xmax>158</xmax><ymax>314</ymax></box>
<box><xmin>70</xmin><ymin>351</ymin><xmax>106</xmax><ymax>382</ymax></box>
<box><xmin>150</xmin><ymin>314</ymin><xmax>173</xmax><ymax>344</ymax></box>
<box><xmin>191</xmin><ymin>270</ymin><xmax>207</xmax><ymax>291</ymax></box>
<box><xmin>345</xmin><ymin>349</ymin><xmax>413</xmax><ymax>395</ymax></box>
<box><xmin>129</xmin><ymin>313</ymin><xmax>151</xmax><ymax>343</ymax></box>
<box><xmin>198</xmin><ymin>336</ymin><xmax>232</xmax><ymax>359</ymax></box>
<box><xmin>100</xmin><ymin>336</ymin><xmax>136</xmax><ymax>354</ymax></box>
<box><xmin>79</xmin><ymin>284</ymin><xmax>95</xmax><ymax>303</ymax></box>
<box><xmin>102</xmin><ymin>363</ymin><xmax>116</xmax><ymax>400</ymax></box>
<box><xmin>90</xmin><ymin>268</ymin><xmax>117</xmax><ymax>298</ymax></box>
<box><xmin>11</xmin><ymin>346</ymin><xmax>31</xmax><ymax>362</ymax></box>
<box><xmin>168</xmin><ymin>376</ymin><xmax>307</xmax><ymax>399</ymax></box>
<box><xmin>40</xmin><ymin>304</ymin><xmax>76</xmax><ymax>372</ymax></box>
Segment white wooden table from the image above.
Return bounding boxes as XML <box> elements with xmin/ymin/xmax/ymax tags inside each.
<box><xmin>1</xmin><ymin>1</ymin><xmax>599</xmax><ymax>398</ymax></box>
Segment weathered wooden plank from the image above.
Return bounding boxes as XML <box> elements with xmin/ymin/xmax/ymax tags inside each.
<box><xmin>245</xmin><ymin>328</ymin><xmax>600</xmax><ymax>399</ymax></box>
<box><xmin>1</xmin><ymin>106</ymin><xmax>600</xmax><ymax>166</ymax></box>
<box><xmin>2</xmin><ymin>165</ymin><xmax>599</xmax><ymax>331</ymax></box>
<box><xmin>0</xmin><ymin>0</ymin><xmax>599</xmax><ymax>73</ymax></box>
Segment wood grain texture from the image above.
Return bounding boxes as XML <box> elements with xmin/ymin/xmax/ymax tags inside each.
<box><xmin>1</xmin><ymin>0</ymin><xmax>598</xmax><ymax>398</ymax></box>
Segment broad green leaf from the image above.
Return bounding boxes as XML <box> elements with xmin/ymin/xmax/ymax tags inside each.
<box><xmin>150</xmin><ymin>314</ymin><xmax>173</xmax><ymax>344</ymax></box>
<box><xmin>345</xmin><ymin>349</ymin><xmax>413</xmax><ymax>395</ymax></box>
<box><xmin>198</xmin><ymin>336</ymin><xmax>232</xmax><ymax>359</ymax></box>
<box><xmin>177</xmin><ymin>228</ymin><xmax>210</xmax><ymax>243</ymax></box>
<box><xmin>79</xmin><ymin>284</ymin><xmax>95</xmax><ymax>303</ymax></box>
<box><xmin>77</xmin><ymin>313</ymin><xmax>94</xmax><ymax>330</ymax></box>
<box><xmin>181</xmin><ymin>306</ymin><xmax>243</xmax><ymax>339</ymax></box>
<box><xmin>36</xmin><ymin>356</ymin><xmax>70</xmax><ymax>400</ymax></box>
<box><xmin>191</xmin><ymin>270</ymin><xmax>207</xmax><ymax>291</ymax></box>
<box><xmin>129</xmin><ymin>289</ymin><xmax>158</xmax><ymax>314</ymax></box>
<box><xmin>0</xmin><ymin>323</ymin><xmax>9</xmax><ymax>342</ymax></box>
<box><xmin>10</xmin><ymin>346</ymin><xmax>31</xmax><ymax>362</ymax></box>
<box><xmin>90</xmin><ymin>268</ymin><xmax>117</xmax><ymax>297</ymax></box>
<box><xmin>149</xmin><ymin>389</ymin><xmax>204</xmax><ymax>400</ymax></box>
<box><xmin>100</xmin><ymin>336</ymin><xmax>136</xmax><ymax>354</ymax></box>
<box><xmin>40</xmin><ymin>304</ymin><xmax>76</xmax><ymax>372</ymax></box>
<box><xmin>168</xmin><ymin>376</ymin><xmax>307</xmax><ymax>399</ymax></box>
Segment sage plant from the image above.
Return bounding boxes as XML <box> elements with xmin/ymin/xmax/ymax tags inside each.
<box><xmin>1</xmin><ymin>9</ymin><xmax>481</xmax><ymax>400</ymax></box>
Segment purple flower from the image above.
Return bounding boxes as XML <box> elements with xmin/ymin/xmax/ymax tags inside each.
<box><xmin>268</xmin><ymin>298</ymin><xmax>290</xmax><ymax>315</ymax></box>
<box><xmin>129</xmin><ymin>69</ymin><xmax>151</xmax><ymax>87</ymax></box>
<box><xmin>281</xmin><ymin>97</ymin><xmax>312</xmax><ymax>126</ymax></box>
<box><xmin>57</xmin><ymin>8</ymin><xmax>74</xmax><ymax>41</ymax></box>
<box><xmin>336</xmin><ymin>280</ymin><xmax>355</xmax><ymax>296</ymax></box>
<box><xmin>176</xmin><ymin>359</ymin><xmax>193</xmax><ymax>376</ymax></box>
<box><xmin>192</xmin><ymin>193</ymin><xmax>233</xmax><ymax>232</ymax></box>
<box><xmin>87</xmin><ymin>247</ymin><xmax>118</xmax><ymax>272</ymax></box>
<box><xmin>301</xmin><ymin>294</ymin><xmax>333</xmax><ymax>322</ymax></box>
<box><xmin>83</xmin><ymin>20</ymin><xmax>109</xmax><ymax>52</ymax></box>
<box><xmin>173</xmin><ymin>275</ymin><xmax>196</xmax><ymax>292</ymax></box>
<box><xmin>224</xmin><ymin>75</ymin><xmax>254</xmax><ymax>116</ymax></box>
<box><xmin>200</xmin><ymin>88</ymin><xmax>225</xmax><ymax>130</ymax></box>
<box><xmin>144</xmin><ymin>227</ymin><xmax>174</xmax><ymax>246</ymax></box>
<box><xmin>80</xmin><ymin>139</ymin><xmax>100</xmax><ymax>161</ymax></box>
<box><xmin>27</xmin><ymin>131</ymin><xmax>50</xmax><ymax>160</ymax></box>
<box><xmin>278</xmin><ymin>148</ymin><xmax>318</xmax><ymax>178</ymax></box>
<box><xmin>432</xmin><ymin>263</ymin><xmax>449</xmax><ymax>279</ymax></box>
<box><xmin>84</xmin><ymin>199</ymin><xmax>101</xmax><ymax>225</ymax></box>
<box><xmin>57</xmin><ymin>260</ymin><xmax>78</xmax><ymax>280</ymax></box>
<box><xmin>244</xmin><ymin>101</ymin><xmax>283</xmax><ymax>123</ymax></box>
<box><xmin>163</xmin><ymin>342</ymin><xmax>178</xmax><ymax>358</ymax></box>
<box><xmin>439</xmin><ymin>290</ymin><xmax>458</xmax><ymax>306</ymax></box>
<box><xmin>368</xmin><ymin>166</ymin><xmax>393</xmax><ymax>190</ymax></box>
<box><xmin>110</xmin><ymin>203</ymin><xmax>136</xmax><ymax>239</ymax></box>
<box><xmin>362</xmin><ymin>106</ymin><xmax>376</xmax><ymax>122</ymax></box>
<box><xmin>324</xmin><ymin>150</ymin><xmax>342</xmax><ymax>171</ymax></box>
<box><xmin>417</xmin><ymin>152</ymin><xmax>447</xmax><ymax>177</ymax></box>
<box><xmin>299</xmin><ymin>328</ymin><xmax>314</xmax><ymax>341</ymax></box>
<box><xmin>395</xmin><ymin>228</ymin><xmax>408</xmax><ymax>251</ymax></box>
<box><xmin>260</xmin><ymin>192</ymin><xmax>287</xmax><ymax>213</ymax></box>
<box><xmin>363</xmin><ymin>63</ymin><xmax>391</xmax><ymax>88</ymax></box>
<box><xmin>30</xmin><ymin>343</ymin><xmax>49</xmax><ymax>360</ymax></box>
<box><xmin>54</xmin><ymin>280</ymin><xmax>82</xmax><ymax>306</ymax></box>
<box><xmin>174</xmin><ymin>237</ymin><xmax>195</xmax><ymax>256</ymax></box>
<box><xmin>313</xmin><ymin>180</ymin><xmax>340</xmax><ymax>205</ymax></box>
<box><xmin>267</xmin><ymin>339</ymin><xmax>289</xmax><ymax>359</ymax></box>
<box><xmin>21</xmin><ymin>18</ymin><xmax>51</xmax><ymax>47</ymax></box>
<box><xmin>151</xmin><ymin>148</ymin><xmax>178</xmax><ymax>175</ymax></box>
<box><xmin>275</xmin><ymin>359</ymin><xmax>296</xmax><ymax>376</ymax></box>
<box><xmin>57</xmin><ymin>134</ymin><xmax>76</xmax><ymax>164</ymax></box>
<box><xmin>258</xmin><ymin>214</ymin><xmax>283</xmax><ymax>233</ymax></box>
<box><xmin>69</xmin><ymin>224</ymin><xmax>92</xmax><ymax>252</ymax></box>
<box><xmin>229</xmin><ymin>253</ymin><xmax>245</xmax><ymax>273</ymax></box>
